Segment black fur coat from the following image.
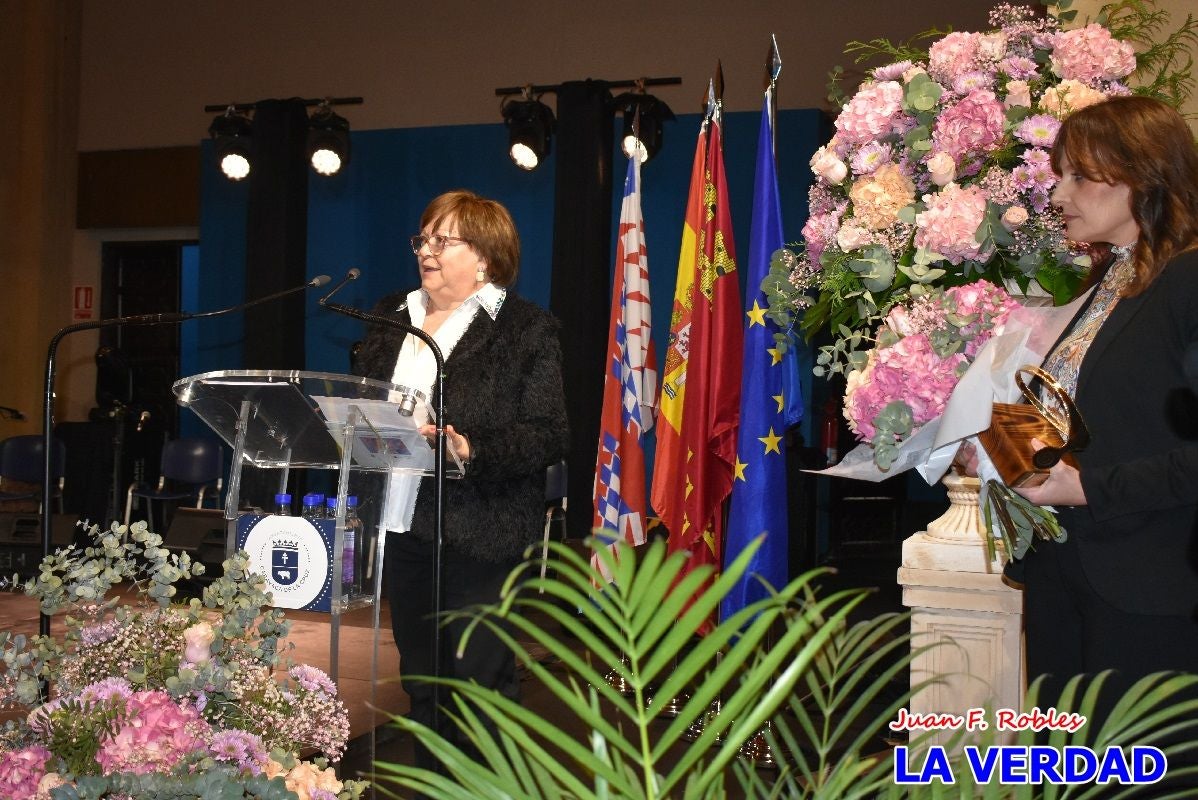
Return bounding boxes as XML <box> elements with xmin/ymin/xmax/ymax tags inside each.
<box><xmin>353</xmin><ymin>290</ymin><xmax>570</xmax><ymax>563</ymax></box>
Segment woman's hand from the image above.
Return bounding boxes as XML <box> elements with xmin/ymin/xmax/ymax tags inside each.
<box><xmin>1013</xmin><ymin>438</ymin><xmax>1088</xmax><ymax>507</ymax></box>
<box><xmin>952</xmin><ymin>440</ymin><xmax>980</xmax><ymax>477</ymax></box>
<box><xmin>419</xmin><ymin>423</ymin><xmax>473</xmax><ymax>463</ymax></box>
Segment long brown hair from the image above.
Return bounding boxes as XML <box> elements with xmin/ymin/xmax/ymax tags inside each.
<box><xmin>1051</xmin><ymin>95</ymin><xmax>1198</xmax><ymax>296</ymax></box>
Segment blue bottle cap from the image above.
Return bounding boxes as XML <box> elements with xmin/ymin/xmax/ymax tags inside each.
<box><xmin>274</xmin><ymin>493</ymin><xmax>292</xmax><ymax>503</ymax></box>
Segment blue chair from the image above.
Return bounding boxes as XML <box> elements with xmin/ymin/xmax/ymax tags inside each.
<box><xmin>124</xmin><ymin>437</ymin><xmax>223</xmax><ymax>529</ymax></box>
<box><xmin>0</xmin><ymin>435</ymin><xmax>66</xmax><ymax>513</ymax></box>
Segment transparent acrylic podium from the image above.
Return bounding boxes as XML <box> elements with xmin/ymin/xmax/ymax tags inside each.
<box><xmin>172</xmin><ymin>369</ymin><xmax>462</xmax><ymax>742</ymax></box>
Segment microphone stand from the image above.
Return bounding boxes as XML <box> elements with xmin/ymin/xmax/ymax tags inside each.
<box><xmin>39</xmin><ymin>275</ymin><xmax>331</xmax><ymax>637</ymax></box>
<box><xmin>317</xmin><ymin>270</ymin><xmax>451</xmax><ymax>738</ymax></box>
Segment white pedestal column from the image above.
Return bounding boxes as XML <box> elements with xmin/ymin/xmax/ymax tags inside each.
<box><xmin>897</xmin><ymin>474</ymin><xmax>1025</xmax><ymax>746</ymax></box>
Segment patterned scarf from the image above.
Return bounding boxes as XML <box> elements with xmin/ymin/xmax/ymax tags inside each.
<box><xmin>1041</xmin><ymin>245</ymin><xmax>1136</xmax><ymax>398</ymax></box>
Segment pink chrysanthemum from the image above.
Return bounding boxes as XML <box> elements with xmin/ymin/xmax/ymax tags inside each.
<box><xmin>1014</xmin><ymin>114</ymin><xmax>1061</xmax><ymax>147</ymax></box>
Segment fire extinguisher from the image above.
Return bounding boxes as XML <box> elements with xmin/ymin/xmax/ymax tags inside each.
<box><xmin>821</xmin><ymin>396</ymin><xmax>840</xmax><ymax>466</ymax></box>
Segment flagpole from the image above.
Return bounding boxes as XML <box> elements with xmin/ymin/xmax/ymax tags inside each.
<box><xmin>734</xmin><ymin>35</ymin><xmax>787</xmax><ymax>768</ymax></box>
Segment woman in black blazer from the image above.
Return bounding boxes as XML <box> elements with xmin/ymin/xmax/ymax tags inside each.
<box><xmin>1015</xmin><ymin>96</ymin><xmax>1198</xmax><ymax>705</ymax></box>
<box><xmin>354</xmin><ymin>190</ymin><xmax>569</xmax><ymax>771</ymax></box>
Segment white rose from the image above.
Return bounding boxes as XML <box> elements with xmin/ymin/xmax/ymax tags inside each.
<box><xmin>183</xmin><ymin>621</ymin><xmax>216</xmax><ymax>664</ymax></box>
<box><xmin>926</xmin><ymin>152</ymin><xmax>957</xmax><ymax>186</ymax></box>
<box><xmin>836</xmin><ymin>223</ymin><xmax>873</xmax><ymax>251</ymax></box>
<box><xmin>810</xmin><ymin>146</ymin><xmax>848</xmax><ymax>184</ymax></box>
<box><xmin>903</xmin><ymin>65</ymin><xmax>928</xmax><ymax>83</ymax></box>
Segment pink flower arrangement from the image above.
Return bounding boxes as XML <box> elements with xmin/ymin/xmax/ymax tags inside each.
<box><xmin>843</xmin><ymin>280</ymin><xmax>1019</xmax><ymax>468</ymax></box>
<box><xmin>762</xmin><ymin>3</ymin><xmax>1168</xmax><ymax>373</ymax></box>
<box><xmin>0</xmin><ymin>522</ymin><xmax>368</xmax><ymax>799</ymax></box>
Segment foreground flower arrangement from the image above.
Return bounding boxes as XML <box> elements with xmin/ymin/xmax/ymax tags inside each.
<box><xmin>0</xmin><ymin>521</ymin><xmax>367</xmax><ymax>800</ymax></box>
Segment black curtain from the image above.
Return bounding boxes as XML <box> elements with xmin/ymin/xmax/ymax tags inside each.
<box><xmin>240</xmin><ymin>99</ymin><xmax>310</xmax><ymax>509</ymax></box>
<box><xmin>244</xmin><ymin>98</ymin><xmax>309</xmax><ymax>370</ymax></box>
<box><xmin>549</xmin><ymin>81</ymin><xmax>613</xmax><ymax>536</ymax></box>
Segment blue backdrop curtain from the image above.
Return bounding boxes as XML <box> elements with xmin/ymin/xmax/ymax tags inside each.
<box><xmin>190</xmin><ymin>107</ymin><xmax>824</xmax><ymax>484</ymax></box>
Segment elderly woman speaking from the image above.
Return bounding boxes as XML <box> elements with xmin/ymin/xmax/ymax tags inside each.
<box><xmin>354</xmin><ymin>189</ymin><xmax>569</xmax><ymax>769</ymax></box>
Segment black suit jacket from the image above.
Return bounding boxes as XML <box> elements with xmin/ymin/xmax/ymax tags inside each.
<box><xmin>354</xmin><ymin>290</ymin><xmax>570</xmax><ymax>563</ymax></box>
<box><xmin>1051</xmin><ymin>249</ymin><xmax>1198</xmax><ymax>616</ymax></box>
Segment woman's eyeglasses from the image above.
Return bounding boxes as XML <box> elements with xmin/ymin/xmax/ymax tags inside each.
<box><xmin>410</xmin><ymin>234</ymin><xmax>470</xmax><ymax>256</ymax></box>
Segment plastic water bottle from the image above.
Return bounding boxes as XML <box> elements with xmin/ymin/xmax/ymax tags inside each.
<box><xmin>301</xmin><ymin>493</ymin><xmax>325</xmax><ymax>519</ymax></box>
<box><xmin>273</xmin><ymin>493</ymin><xmax>293</xmax><ymax>516</ymax></box>
<box><xmin>342</xmin><ymin>496</ymin><xmax>361</xmax><ymax>598</ymax></box>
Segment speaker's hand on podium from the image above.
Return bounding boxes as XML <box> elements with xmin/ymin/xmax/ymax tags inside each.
<box><xmin>419</xmin><ymin>423</ymin><xmax>473</xmax><ymax>464</ymax></box>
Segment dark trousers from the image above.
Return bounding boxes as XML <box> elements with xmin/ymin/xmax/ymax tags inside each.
<box><xmin>1023</xmin><ymin>534</ymin><xmax>1198</xmax><ymax>762</ymax></box>
<box><xmin>385</xmin><ymin>533</ymin><xmax>520</xmax><ymax>771</ymax></box>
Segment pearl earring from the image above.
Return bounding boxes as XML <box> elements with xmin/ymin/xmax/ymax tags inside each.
<box><xmin>476</xmin><ymin>267</ymin><xmax>486</xmax><ymax>282</ymax></box>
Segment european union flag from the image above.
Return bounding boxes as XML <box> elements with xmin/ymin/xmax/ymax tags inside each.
<box><xmin>720</xmin><ymin>92</ymin><xmax>802</xmax><ymax>621</ymax></box>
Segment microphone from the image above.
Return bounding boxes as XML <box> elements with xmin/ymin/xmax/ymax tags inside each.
<box><xmin>319</xmin><ymin>268</ymin><xmax>361</xmax><ymax>305</ymax></box>
<box><xmin>189</xmin><ymin>274</ymin><xmax>331</xmax><ymax>320</ymax></box>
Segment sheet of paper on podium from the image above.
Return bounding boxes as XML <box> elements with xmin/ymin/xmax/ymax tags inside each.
<box><xmin>311</xmin><ymin>395</ymin><xmax>463</xmax><ymax>475</ymax></box>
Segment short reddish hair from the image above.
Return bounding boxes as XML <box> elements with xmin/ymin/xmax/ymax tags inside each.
<box><xmin>419</xmin><ymin>190</ymin><xmax>521</xmax><ymax>286</ymax></box>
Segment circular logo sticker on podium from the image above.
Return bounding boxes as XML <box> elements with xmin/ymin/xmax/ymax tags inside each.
<box><xmin>238</xmin><ymin>515</ymin><xmax>331</xmax><ymax>610</ymax></box>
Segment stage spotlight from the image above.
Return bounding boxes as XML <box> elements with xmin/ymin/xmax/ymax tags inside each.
<box><xmin>614</xmin><ymin>91</ymin><xmax>674</xmax><ymax>164</ymax></box>
<box><xmin>501</xmin><ymin>94</ymin><xmax>555</xmax><ymax>171</ymax></box>
<box><xmin>208</xmin><ymin>107</ymin><xmax>253</xmax><ymax>181</ymax></box>
<box><xmin>307</xmin><ymin>102</ymin><xmax>351</xmax><ymax>176</ymax></box>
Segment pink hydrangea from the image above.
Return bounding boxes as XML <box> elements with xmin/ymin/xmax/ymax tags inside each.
<box><xmin>931</xmin><ymin>89</ymin><xmax>1006</xmax><ymax>164</ymax></box>
<box><xmin>845</xmin><ymin>334</ymin><xmax>966</xmax><ymax>440</ymax></box>
<box><xmin>801</xmin><ymin>209</ymin><xmax>843</xmax><ymax>263</ymax></box>
<box><xmin>914</xmin><ymin>183</ymin><xmax>990</xmax><ymax>264</ymax></box>
<box><xmin>1050</xmin><ymin>24</ymin><xmax>1136</xmax><ymax>83</ymax></box>
<box><xmin>0</xmin><ymin>746</ymin><xmax>52</xmax><ymax>800</ymax></box>
<box><xmin>95</xmin><ymin>690</ymin><xmax>211</xmax><ymax>776</ymax></box>
<box><xmin>946</xmin><ymin>281</ymin><xmax>1020</xmax><ymax>356</ymax></box>
<box><xmin>835</xmin><ymin>81</ymin><xmax>908</xmax><ymax>146</ymax></box>
<box><xmin>928</xmin><ymin>31</ymin><xmax>981</xmax><ymax>84</ymax></box>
